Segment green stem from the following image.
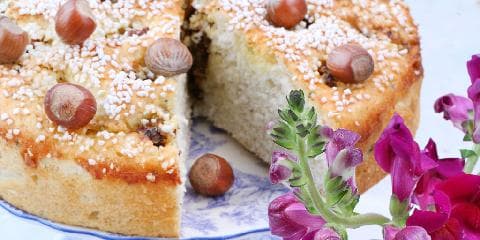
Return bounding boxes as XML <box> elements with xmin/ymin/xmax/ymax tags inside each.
<box><xmin>296</xmin><ymin>138</ymin><xmax>390</xmax><ymax>229</ymax></box>
<box><xmin>465</xmin><ymin>144</ymin><xmax>480</xmax><ymax>174</ymax></box>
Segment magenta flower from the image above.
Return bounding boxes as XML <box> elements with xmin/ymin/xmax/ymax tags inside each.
<box><xmin>270</xmin><ymin>151</ymin><xmax>296</xmax><ymax>184</ymax></box>
<box><xmin>374</xmin><ymin>114</ymin><xmax>437</xmax><ymax>202</ymax></box>
<box><xmin>384</xmin><ymin>225</ymin><xmax>431</xmax><ymax>240</ymax></box>
<box><xmin>468</xmin><ymin>80</ymin><xmax>480</xmax><ymax>143</ymax></box>
<box><xmin>467</xmin><ymin>54</ymin><xmax>480</xmax><ymax>83</ymax></box>
<box><xmin>268</xmin><ymin>192</ymin><xmax>326</xmax><ymax>240</ymax></box>
<box><xmin>325</xmin><ymin>128</ymin><xmax>363</xmax><ymax>191</ymax></box>
<box><xmin>408</xmin><ymin>174</ymin><xmax>480</xmax><ymax>240</ymax></box>
<box><xmin>414</xmin><ymin>139</ymin><xmax>465</xmax><ymax>209</ymax></box>
<box><xmin>313</xmin><ymin>227</ymin><xmax>341</xmax><ymax>240</ymax></box>
<box><xmin>434</xmin><ymin>94</ymin><xmax>473</xmax><ymax>131</ymax></box>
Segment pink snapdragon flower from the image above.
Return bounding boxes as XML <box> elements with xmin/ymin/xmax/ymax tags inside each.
<box><xmin>268</xmin><ymin>192</ymin><xmax>326</xmax><ymax>240</ymax></box>
<box><xmin>413</xmin><ymin>139</ymin><xmax>465</xmax><ymax>209</ymax></box>
<box><xmin>384</xmin><ymin>225</ymin><xmax>431</xmax><ymax>240</ymax></box>
<box><xmin>270</xmin><ymin>150</ymin><xmax>296</xmax><ymax>184</ymax></box>
<box><xmin>434</xmin><ymin>94</ymin><xmax>473</xmax><ymax>131</ymax></box>
<box><xmin>324</xmin><ymin>128</ymin><xmax>363</xmax><ymax>192</ymax></box>
<box><xmin>467</xmin><ymin>54</ymin><xmax>480</xmax><ymax>82</ymax></box>
<box><xmin>467</xmin><ymin>55</ymin><xmax>480</xmax><ymax>142</ymax></box>
<box><xmin>374</xmin><ymin>114</ymin><xmax>437</xmax><ymax>203</ymax></box>
<box><xmin>407</xmin><ymin>174</ymin><xmax>480</xmax><ymax>240</ymax></box>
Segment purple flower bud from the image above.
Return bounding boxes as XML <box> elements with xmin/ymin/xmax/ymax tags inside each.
<box><xmin>467</xmin><ymin>54</ymin><xmax>480</xmax><ymax>83</ymax></box>
<box><xmin>324</xmin><ymin>128</ymin><xmax>362</xmax><ymax>192</ymax></box>
<box><xmin>374</xmin><ymin>114</ymin><xmax>437</xmax><ymax>202</ymax></box>
<box><xmin>468</xmin><ymin>80</ymin><xmax>480</xmax><ymax>143</ymax></box>
<box><xmin>269</xmin><ymin>192</ymin><xmax>325</xmax><ymax>239</ymax></box>
<box><xmin>434</xmin><ymin>94</ymin><xmax>473</xmax><ymax>131</ymax></box>
<box><xmin>325</xmin><ymin>129</ymin><xmax>361</xmax><ymax>166</ymax></box>
<box><xmin>270</xmin><ymin>151</ymin><xmax>296</xmax><ymax>184</ymax></box>
<box><xmin>314</xmin><ymin>227</ymin><xmax>341</xmax><ymax>240</ymax></box>
<box><xmin>384</xmin><ymin>226</ymin><xmax>431</xmax><ymax>240</ymax></box>
<box><xmin>319</xmin><ymin>126</ymin><xmax>334</xmax><ymax>140</ymax></box>
<box><xmin>330</xmin><ymin>148</ymin><xmax>363</xmax><ymax>180</ymax></box>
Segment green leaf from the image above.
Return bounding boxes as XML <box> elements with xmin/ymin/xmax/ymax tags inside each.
<box><xmin>460</xmin><ymin>149</ymin><xmax>477</xmax><ymax>159</ymax></box>
<box><xmin>273</xmin><ymin>138</ymin><xmax>296</xmax><ymax>150</ymax></box>
<box><xmin>464</xmin><ymin>134</ymin><xmax>473</xmax><ymax>142</ymax></box>
<box><xmin>278</xmin><ymin>109</ymin><xmax>292</xmax><ymax>123</ymax></box>
<box><xmin>289</xmin><ymin>176</ymin><xmax>307</xmax><ymax>187</ymax></box>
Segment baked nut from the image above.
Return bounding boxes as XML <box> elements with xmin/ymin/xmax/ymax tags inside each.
<box><xmin>0</xmin><ymin>16</ymin><xmax>29</xmax><ymax>64</ymax></box>
<box><xmin>44</xmin><ymin>83</ymin><xmax>97</xmax><ymax>130</ymax></box>
<box><xmin>266</xmin><ymin>0</ymin><xmax>307</xmax><ymax>29</ymax></box>
<box><xmin>55</xmin><ymin>0</ymin><xmax>96</xmax><ymax>45</ymax></box>
<box><xmin>326</xmin><ymin>43</ymin><xmax>374</xmax><ymax>84</ymax></box>
<box><xmin>189</xmin><ymin>153</ymin><xmax>234</xmax><ymax>197</ymax></box>
<box><xmin>145</xmin><ymin>38</ymin><xmax>193</xmax><ymax>77</ymax></box>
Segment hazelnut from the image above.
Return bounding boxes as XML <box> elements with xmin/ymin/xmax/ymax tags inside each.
<box><xmin>266</xmin><ymin>0</ymin><xmax>307</xmax><ymax>29</ymax></box>
<box><xmin>326</xmin><ymin>43</ymin><xmax>374</xmax><ymax>84</ymax></box>
<box><xmin>0</xmin><ymin>16</ymin><xmax>29</xmax><ymax>64</ymax></box>
<box><xmin>55</xmin><ymin>0</ymin><xmax>96</xmax><ymax>45</ymax></box>
<box><xmin>145</xmin><ymin>38</ymin><xmax>193</xmax><ymax>77</ymax></box>
<box><xmin>189</xmin><ymin>154</ymin><xmax>234</xmax><ymax>197</ymax></box>
<box><xmin>44</xmin><ymin>83</ymin><xmax>97</xmax><ymax>130</ymax></box>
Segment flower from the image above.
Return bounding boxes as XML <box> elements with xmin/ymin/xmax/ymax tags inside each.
<box><xmin>324</xmin><ymin>128</ymin><xmax>363</xmax><ymax>191</ymax></box>
<box><xmin>270</xmin><ymin>150</ymin><xmax>296</xmax><ymax>184</ymax></box>
<box><xmin>468</xmin><ymin>80</ymin><xmax>480</xmax><ymax>143</ymax></box>
<box><xmin>467</xmin><ymin>54</ymin><xmax>480</xmax><ymax>83</ymax></box>
<box><xmin>414</xmin><ymin>139</ymin><xmax>465</xmax><ymax>209</ymax></box>
<box><xmin>407</xmin><ymin>174</ymin><xmax>480</xmax><ymax>240</ymax></box>
<box><xmin>269</xmin><ymin>192</ymin><xmax>326</xmax><ymax>240</ymax></box>
<box><xmin>384</xmin><ymin>225</ymin><xmax>431</xmax><ymax>240</ymax></box>
<box><xmin>434</xmin><ymin>94</ymin><xmax>473</xmax><ymax>131</ymax></box>
<box><xmin>374</xmin><ymin>114</ymin><xmax>438</xmax><ymax>202</ymax></box>
<box><xmin>313</xmin><ymin>227</ymin><xmax>341</xmax><ymax>240</ymax></box>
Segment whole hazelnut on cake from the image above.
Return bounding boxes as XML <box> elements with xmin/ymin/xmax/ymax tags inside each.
<box><xmin>145</xmin><ymin>38</ymin><xmax>193</xmax><ymax>77</ymax></box>
<box><xmin>326</xmin><ymin>43</ymin><xmax>375</xmax><ymax>84</ymax></box>
<box><xmin>266</xmin><ymin>0</ymin><xmax>307</xmax><ymax>29</ymax></box>
<box><xmin>0</xmin><ymin>16</ymin><xmax>29</xmax><ymax>64</ymax></box>
<box><xmin>55</xmin><ymin>0</ymin><xmax>96</xmax><ymax>45</ymax></box>
<box><xmin>44</xmin><ymin>83</ymin><xmax>97</xmax><ymax>130</ymax></box>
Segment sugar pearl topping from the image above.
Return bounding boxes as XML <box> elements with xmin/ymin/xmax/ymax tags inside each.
<box><xmin>192</xmin><ymin>0</ymin><xmax>419</xmax><ymax>120</ymax></box>
<box><xmin>0</xmin><ymin>0</ymin><xmax>186</xmax><ymax>181</ymax></box>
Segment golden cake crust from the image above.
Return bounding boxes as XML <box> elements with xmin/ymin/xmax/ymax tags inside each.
<box><xmin>0</xmin><ymin>0</ymin><xmax>189</xmax><ymax>237</ymax></box>
<box><xmin>1</xmin><ymin>0</ymin><xmax>186</xmax><ymax>185</ymax></box>
<box><xmin>192</xmin><ymin>0</ymin><xmax>423</xmax><ymax>192</ymax></box>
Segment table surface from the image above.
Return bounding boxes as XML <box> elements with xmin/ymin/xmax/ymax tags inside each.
<box><xmin>1</xmin><ymin>1</ymin><xmax>479</xmax><ymax>239</ymax></box>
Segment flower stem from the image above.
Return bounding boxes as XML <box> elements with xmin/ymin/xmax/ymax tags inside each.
<box><xmin>296</xmin><ymin>138</ymin><xmax>390</xmax><ymax>229</ymax></box>
<box><xmin>465</xmin><ymin>144</ymin><xmax>480</xmax><ymax>173</ymax></box>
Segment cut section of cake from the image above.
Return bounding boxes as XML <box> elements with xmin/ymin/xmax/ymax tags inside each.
<box><xmin>189</xmin><ymin>0</ymin><xmax>423</xmax><ymax>192</ymax></box>
<box><xmin>0</xmin><ymin>0</ymin><xmax>189</xmax><ymax>237</ymax></box>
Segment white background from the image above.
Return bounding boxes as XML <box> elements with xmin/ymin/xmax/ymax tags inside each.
<box><xmin>1</xmin><ymin>1</ymin><xmax>480</xmax><ymax>239</ymax></box>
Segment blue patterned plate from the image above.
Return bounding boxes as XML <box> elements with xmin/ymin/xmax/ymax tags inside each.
<box><xmin>0</xmin><ymin>118</ymin><xmax>286</xmax><ymax>240</ymax></box>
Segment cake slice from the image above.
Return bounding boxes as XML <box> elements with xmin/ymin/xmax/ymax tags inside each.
<box><xmin>189</xmin><ymin>0</ymin><xmax>423</xmax><ymax>192</ymax></box>
<box><xmin>0</xmin><ymin>0</ymin><xmax>189</xmax><ymax>237</ymax></box>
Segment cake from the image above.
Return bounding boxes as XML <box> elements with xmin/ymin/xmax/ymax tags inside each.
<box><xmin>188</xmin><ymin>0</ymin><xmax>423</xmax><ymax>192</ymax></box>
<box><xmin>0</xmin><ymin>0</ymin><xmax>189</xmax><ymax>237</ymax></box>
<box><xmin>0</xmin><ymin>0</ymin><xmax>422</xmax><ymax>238</ymax></box>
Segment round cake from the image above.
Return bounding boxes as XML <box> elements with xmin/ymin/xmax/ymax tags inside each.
<box><xmin>0</xmin><ymin>0</ymin><xmax>422</xmax><ymax>238</ymax></box>
<box><xmin>189</xmin><ymin>0</ymin><xmax>422</xmax><ymax>193</ymax></box>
